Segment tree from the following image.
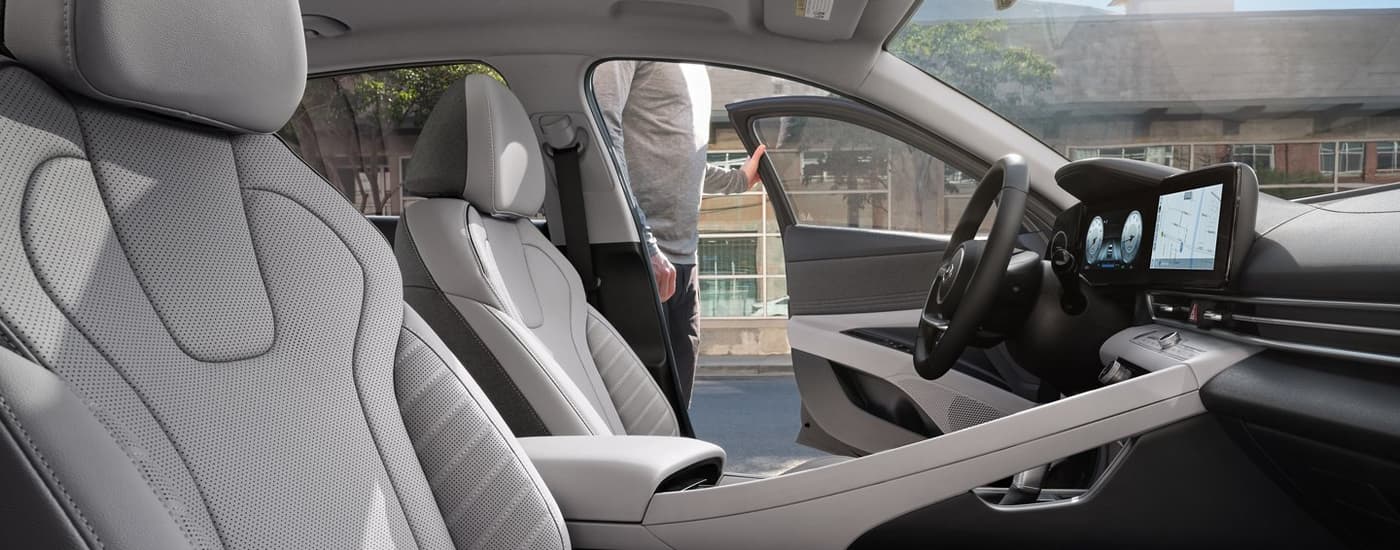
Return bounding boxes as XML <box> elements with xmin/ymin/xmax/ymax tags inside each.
<box><xmin>280</xmin><ymin>64</ymin><xmax>505</xmax><ymax>214</ymax></box>
<box><xmin>888</xmin><ymin>20</ymin><xmax>1055</xmax><ymax>121</ymax></box>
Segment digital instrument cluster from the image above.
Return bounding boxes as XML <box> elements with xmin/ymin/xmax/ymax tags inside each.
<box><xmin>1068</xmin><ymin>163</ymin><xmax>1254</xmax><ymax>288</ymax></box>
<box><xmin>1083</xmin><ymin>208</ymin><xmax>1143</xmax><ymax>271</ymax></box>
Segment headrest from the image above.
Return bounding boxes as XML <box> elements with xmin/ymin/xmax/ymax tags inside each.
<box><xmin>3</xmin><ymin>0</ymin><xmax>307</xmax><ymax>134</ymax></box>
<box><xmin>406</xmin><ymin>74</ymin><xmax>545</xmax><ymax>219</ymax></box>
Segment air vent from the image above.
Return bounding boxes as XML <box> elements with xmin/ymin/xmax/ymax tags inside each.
<box><xmin>1148</xmin><ymin>292</ymin><xmax>1400</xmax><ymax>366</ymax></box>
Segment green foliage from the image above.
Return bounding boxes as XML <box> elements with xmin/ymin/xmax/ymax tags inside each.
<box><xmin>278</xmin><ymin>63</ymin><xmax>505</xmax><ymax>214</ymax></box>
<box><xmin>1260</xmin><ymin>185</ymin><xmax>1329</xmax><ymax>200</ymax></box>
<box><xmin>350</xmin><ymin>64</ymin><xmax>505</xmax><ymax>128</ymax></box>
<box><xmin>889</xmin><ymin>20</ymin><xmax>1055</xmax><ymax>120</ymax></box>
<box><xmin>1255</xmin><ymin>168</ymin><xmax>1327</xmax><ymax>186</ymax></box>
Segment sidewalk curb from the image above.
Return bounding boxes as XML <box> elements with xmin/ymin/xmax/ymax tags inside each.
<box><xmin>696</xmin><ymin>355</ymin><xmax>793</xmax><ymax>377</ymax></box>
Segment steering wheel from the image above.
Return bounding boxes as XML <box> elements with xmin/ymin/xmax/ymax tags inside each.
<box><xmin>913</xmin><ymin>154</ymin><xmax>1030</xmax><ymax>379</ymax></box>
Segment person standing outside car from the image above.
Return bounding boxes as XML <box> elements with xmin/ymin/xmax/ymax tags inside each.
<box><xmin>594</xmin><ymin>61</ymin><xmax>767</xmax><ymax>406</ymax></box>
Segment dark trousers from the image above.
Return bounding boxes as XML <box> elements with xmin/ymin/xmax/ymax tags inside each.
<box><xmin>666</xmin><ymin>263</ymin><xmax>700</xmax><ymax>407</ymax></box>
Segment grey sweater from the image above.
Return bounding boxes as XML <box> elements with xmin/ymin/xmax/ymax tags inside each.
<box><xmin>594</xmin><ymin>61</ymin><xmax>749</xmax><ymax>264</ymax></box>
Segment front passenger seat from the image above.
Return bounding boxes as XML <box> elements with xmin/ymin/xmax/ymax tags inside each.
<box><xmin>396</xmin><ymin>75</ymin><xmax>680</xmax><ymax>439</ymax></box>
<box><xmin>396</xmin><ymin>75</ymin><xmax>853</xmax><ymax>475</ymax></box>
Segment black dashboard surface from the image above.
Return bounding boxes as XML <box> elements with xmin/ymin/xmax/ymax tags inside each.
<box><xmin>1237</xmin><ymin>189</ymin><xmax>1400</xmax><ymax>302</ymax></box>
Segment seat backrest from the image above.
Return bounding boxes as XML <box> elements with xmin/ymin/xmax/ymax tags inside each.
<box><xmin>396</xmin><ymin>75</ymin><xmax>680</xmax><ymax>438</ymax></box>
<box><xmin>0</xmin><ymin>1</ymin><xmax>567</xmax><ymax>548</ymax></box>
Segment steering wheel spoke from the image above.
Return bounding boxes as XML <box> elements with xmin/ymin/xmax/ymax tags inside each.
<box><xmin>913</xmin><ymin>155</ymin><xmax>1031</xmax><ymax>380</ymax></box>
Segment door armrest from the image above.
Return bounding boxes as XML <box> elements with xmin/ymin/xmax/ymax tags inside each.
<box><xmin>518</xmin><ymin>436</ymin><xmax>724</xmax><ymax>523</ymax></box>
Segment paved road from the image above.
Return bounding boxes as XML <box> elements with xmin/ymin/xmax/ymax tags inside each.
<box><xmin>689</xmin><ymin>376</ymin><xmax>830</xmax><ymax>475</ymax></box>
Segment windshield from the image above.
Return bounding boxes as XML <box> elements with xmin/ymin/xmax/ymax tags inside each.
<box><xmin>891</xmin><ymin>1</ymin><xmax>1400</xmax><ymax>200</ymax></box>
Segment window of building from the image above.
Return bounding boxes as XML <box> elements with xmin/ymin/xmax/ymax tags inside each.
<box><xmin>1378</xmin><ymin>142</ymin><xmax>1400</xmax><ymax>172</ymax></box>
<box><xmin>1068</xmin><ymin>145</ymin><xmax>1175</xmax><ymax>167</ymax></box>
<box><xmin>1321</xmin><ymin>142</ymin><xmax>1365</xmax><ymax>175</ymax></box>
<box><xmin>696</xmin><ymin>176</ymin><xmax>783</xmax><ymax>317</ymax></box>
<box><xmin>278</xmin><ymin>63</ymin><xmax>506</xmax><ymax>215</ymax></box>
<box><xmin>1229</xmin><ymin>144</ymin><xmax>1275</xmax><ymax>171</ymax></box>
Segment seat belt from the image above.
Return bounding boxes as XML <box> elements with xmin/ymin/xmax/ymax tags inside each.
<box><xmin>541</xmin><ymin>115</ymin><xmax>601</xmax><ymax>306</ymax></box>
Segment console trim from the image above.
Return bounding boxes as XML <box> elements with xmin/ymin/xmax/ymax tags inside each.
<box><xmin>641</xmin><ymin>366</ymin><xmax>1202</xmax><ymax>549</ymax></box>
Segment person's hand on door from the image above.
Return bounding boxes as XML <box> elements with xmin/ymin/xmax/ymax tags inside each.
<box><xmin>740</xmin><ymin>144</ymin><xmax>768</xmax><ymax>191</ymax></box>
<box><xmin>651</xmin><ymin>250</ymin><xmax>677</xmax><ymax>302</ymax></box>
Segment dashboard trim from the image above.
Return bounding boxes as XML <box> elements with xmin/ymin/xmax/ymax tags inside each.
<box><xmin>1147</xmin><ymin>291</ymin><xmax>1400</xmax><ymax>367</ymax></box>
<box><xmin>1151</xmin><ymin>317</ymin><xmax>1400</xmax><ymax>368</ymax></box>
<box><xmin>1148</xmin><ymin>290</ymin><xmax>1400</xmax><ymax>312</ymax></box>
<box><xmin>1229</xmin><ymin>313</ymin><xmax>1400</xmax><ymax>338</ymax></box>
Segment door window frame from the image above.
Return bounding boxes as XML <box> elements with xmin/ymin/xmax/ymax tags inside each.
<box><xmin>726</xmin><ymin>96</ymin><xmax>991</xmax><ymax>235</ymax></box>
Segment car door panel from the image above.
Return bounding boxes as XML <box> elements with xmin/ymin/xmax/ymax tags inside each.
<box><xmin>727</xmin><ymin>96</ymin><xmax>1037</xmax><ymax>454</ymax></box>
<box><xmin>785</xmin><ymin>225</ymin><xmax>944</xmax><ymax>316</ymax></box>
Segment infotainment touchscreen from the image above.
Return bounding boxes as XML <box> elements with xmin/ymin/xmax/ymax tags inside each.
<box><xmin>1149</xmin><ymin>183</ymin><xmax>1224</xmax><ymax>271</ymax></box>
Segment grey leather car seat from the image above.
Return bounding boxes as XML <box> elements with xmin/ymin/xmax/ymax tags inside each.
<box><xmin>0</xmin><ymin>1</ymin><xmax>569</xmax><ymax>548</ymax></box>
<box><xmin>396</xmin><ymin>75</ymin><xmax>680</xmax><ymax>439</ymax></box>
<box><xmin>393</xmin><ymin>75</ymin><xmax>853</xmax><ymax>475</ymax></box>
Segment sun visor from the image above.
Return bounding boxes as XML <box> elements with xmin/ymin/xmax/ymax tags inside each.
<box><xmin>763</xmin><ymin>0</ymin><xmax>869</xmax><ymax>42</ymax></box>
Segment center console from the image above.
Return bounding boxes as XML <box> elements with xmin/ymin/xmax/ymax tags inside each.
<box><xmin>517</xmin><ymin>436</ymin><xmax>724</xmax><ymax>524</ymax></box>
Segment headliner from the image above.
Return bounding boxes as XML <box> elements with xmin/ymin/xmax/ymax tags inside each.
<box><xmin>300</xmin><ymin>0</ymin><xmax>919</xmax><ymax>92</ymax></box>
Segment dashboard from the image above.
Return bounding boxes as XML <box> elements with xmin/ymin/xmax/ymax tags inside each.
<box><xmin>1053</xmin><ymin>162</ymin><xmax>1258</xmax><ymax>290</ymax></box>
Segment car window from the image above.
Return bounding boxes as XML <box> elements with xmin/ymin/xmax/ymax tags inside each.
<box><xmin>751</xmin><ymin>115</ymin><xmax>986</xmax><ymax>234</ymax></box>
<box><xmin>890</xmin><ymin>4</ymin><xmax>1400</xmax><ymax>201</ymax></box>
<box><xmin>592</xmin><ymin>61</ymin><xmax>986</xmax><ymax>327</ymax></box>
<box><xmin>278</xmin><ymin>63</ymin><xmax>505</xmax><ymax>215</ymax></box>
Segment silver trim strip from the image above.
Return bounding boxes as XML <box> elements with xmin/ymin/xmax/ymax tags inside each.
<box><xmin>1154</xmin><ymin>318</ymin><xmax>1400</xmax><ymax>368</ymax></box>
<box><xmin>1147</xmin><ymin>292</ymin><xmax>1400</xmax><ymax>366</ymax></box>
<box><xmin>974</xmin><ymin>439</ymin><xmax>1136</xmax><ymax>513</ymax></box>
<box><xmin>1230</xmin><ymin>313</ymin><xmax>1400</xmax><ymax>338</ymax></box>
<box><xmin>1149</xmin><ymin>291</ymin><xmax>1400</xmax><ymax>313</ymax></box>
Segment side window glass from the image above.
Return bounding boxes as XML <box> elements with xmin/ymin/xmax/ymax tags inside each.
<box><xmin>753</xmin><ymin>116</ymin><xmax>985</xmax><ymax>234</ymax></box>
<box><xmin>278</xmin><ymin>63</ymin><xmax>506</xmax><ymax>215</ymax></box>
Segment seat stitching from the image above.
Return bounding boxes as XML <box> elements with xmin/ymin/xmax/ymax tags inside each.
<box><xmin>525</xmin><ymin>241</ymin><xmax>618</xmax><ymax>426</ymax></box>
<box><xmin>21</xmin><ymin>154</ymin><xmax>224</xmax><ymax>549</ymax></box>
<box><xmin>482</xmin><ymin>307</ymin><xmax>607</xmax><ymax>436</ymax></box>
<box><xmin>497</xmin><ymin>513</ymin><xmax>551</xmax><ymax>550</ymax></box>
<box><xmin>640</xmin><ymin>404</ymin><xmax>671</xmax><ymax>436</ymax></box>
<box><xmin>400</xmin><ymin>324</ymin><xmax>568</xmax><ymax>550</ymax></box>
<box><xmin>62</xmin><ymin>0</ymin><xmax>76</xmax><ymax>80</ymax></box>
<box><xmin>587</xmin><ymin>308</ymin><xmax>677</xmax><ymax>433</ymax></box>
<box><xmin>399</xmin><ymin>353</ymin><xmax>455</xmax><ymax>413</ymax></box>
<box><xmin>425</xmin><ymin>411</ymin><xmax>492</xmax><ymax>488</ymax></box>
<box><xmin>411</xmin><ymin>388</ymin><xmax>473</xmax><ymax>456</ymax></box>
<box><xmin>481</xmin><ymin>83</ymin><xmax>499</xmax><ymax>215</ymax></box>
<box><xmin>469</xmin><ymin>475</ymin><xmax>534</xmax><ymax>550</ymax></box>
<box><xmin>68</xmin><ymin>110</ymin><xmax>273</xmax><ymax>363</ymax></box>
<box><xmin>442</xmin><ymin>446</ymin><xmax>512</xmax><ymax>527</ymax></box>
<box><xmin>238</xmin><ymin>187</ymin><xmax>425</xmax><ymax>549</ymax></box>
<box><xmin>0</xmin><ymin>392</ymin><xmax>104</xmax><ymax>550</ymax></box>
<box><xmin>401</xmin><ymin>219</ymin><xmax>549</xmax><ymax>435</ymax></box>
